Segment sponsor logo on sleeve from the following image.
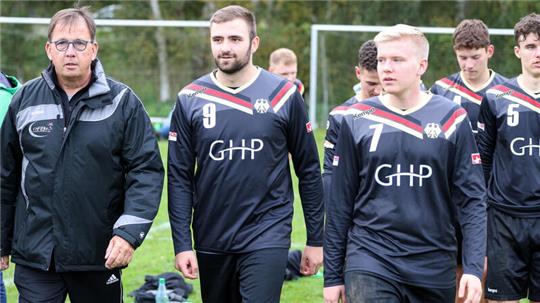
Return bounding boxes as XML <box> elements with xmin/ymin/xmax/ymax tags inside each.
<box><xmin>332</xmin><ymin>155</ymin><xmax>339</xmax><ymax>166</ymax></box>
<box><xmin>168</xmin><ymin>131</ymin><xmax>178</xmax><ymax>141</ymax></box>
<box><xmin>471</xmin><ymin>153</ymin><xmax>482</xmax><ymax>165</ymax></box>
<box><xmin>477</xmin><ymin>122</ymin><xmax>485</xmax><ymax>131</ymax></box>
<box><xmin>306</xmin><ymin>121</ymin><xmax>313</xmax><ymax>133</ymax></box>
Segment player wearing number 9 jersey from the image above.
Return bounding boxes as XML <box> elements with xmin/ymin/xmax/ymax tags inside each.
<box><xmin>167</xmin><ymin>5</ymin><xmax>323</xmax><ymax>303</ymax></box>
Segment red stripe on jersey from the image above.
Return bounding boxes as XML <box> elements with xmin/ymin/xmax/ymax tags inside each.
<box><xmin>271</xmin><ymin>82</ymin><xmax>295</xmax><ymax>107</ymax></box>
<box><xmin>351</xmin><ymin>103</ymin><xmax>423</xmax><ymax>133</ymax></box>
<box><xmin>442</xmin><ymin>108</ymin><xmax>467</xmax><ymax>132</ymax></box>
<box><xmin>187</xmin><ymin>83</ymin><xmax>252</xmax><ymax>109</ymax></box>
<box><xmin>496</xmin><ymin>85</ymin><xmax>540</xmax><ymax>109</ymax></box>
<box><xmin>440</xmin><ymin>78</ymin><xmax>482</xmax><ymax>101</ymax></box>
<box><xmin>297</xmin><ymin>82</ymin><xmax>305</xmax><ymax>95</ymax></box>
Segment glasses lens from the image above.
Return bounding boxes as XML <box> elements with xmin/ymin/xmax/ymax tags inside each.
<box><xmin>73</xmin><ymin>40</ymin><xmax>88</xmax><ymax>51</ymax></box>
<box><xmin>55</xmin><ymin>40</ymin><xmax>69</xmax><ymax>51</ymax></box>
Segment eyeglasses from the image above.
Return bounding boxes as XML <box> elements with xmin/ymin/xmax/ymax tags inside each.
<box><xmin>49</xmin><ymin>39</ymin><xmax>93</xmax><ymax>52</ymax></box>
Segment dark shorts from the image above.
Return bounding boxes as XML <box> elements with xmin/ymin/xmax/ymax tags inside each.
<box><xmin>344</xmin><ymin>271</ymin><xmax>455</xmax><ymax>303</ymax></box>
<box><xmin>485</xmin><ymin>207</ymin><xmax>540</xmax><ymax>301</ymax></box>
<box><xmin>197</xmin><ymin>248</ymin><xmax>288</xmax><ymax>303</ymax></box>
<box><xmin>14</xmin><ymin>263</ymin><xmax>123</xmax><ymax>303</ymax></box>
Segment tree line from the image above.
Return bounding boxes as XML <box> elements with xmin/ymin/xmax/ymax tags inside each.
<box><xmin>1</xmin><ymin>0</ymin><xmax>538</xmax><ymax>120</ymax></box>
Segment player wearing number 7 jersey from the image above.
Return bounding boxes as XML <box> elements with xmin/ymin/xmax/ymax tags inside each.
<box><xmin>477</xmin><ymin>13</ymin><xmax>540</xmax><ymax>302</ymax></box>
<box><xmin>324</xmin><ymin>24</ymin><xmax>486</xmax><ymax>303</ymax></box>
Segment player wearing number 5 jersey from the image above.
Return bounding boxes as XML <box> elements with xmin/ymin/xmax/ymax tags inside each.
<box><xmin>167</xmin><ymin>5</ymin><xmax>323</xmax><ymax>303</ymax></box>
<box><xmin>324</xmin><ymin>24</ymin><xmax>486</xmax><ymax>303</ymax></box>
<box><xmin>477</xmin><ymin>13</ymin><xmax>540</xmax><ymax>303</ymax></box>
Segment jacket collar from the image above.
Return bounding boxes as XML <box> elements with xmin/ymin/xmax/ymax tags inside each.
<box><xmin>42</xmin><ymin>59</ymin><xmax>111</xmax><ymax>108</ymax></box>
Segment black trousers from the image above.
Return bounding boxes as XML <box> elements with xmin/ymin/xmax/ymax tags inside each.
<box><xmin>197</xmin><ymin>248</ymin><xmax>288</xmax><ymax>303</ymax></box>
<box><xmin>14</xmin><ymin>263</ymin><xmax>123</xmax><ymax>303</ymax></box>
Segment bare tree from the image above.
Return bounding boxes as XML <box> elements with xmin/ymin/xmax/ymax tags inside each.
<box><xmin>149</xmin><ymin>0</ymin><xmax>170</xmax><ymax>102</ymax></box>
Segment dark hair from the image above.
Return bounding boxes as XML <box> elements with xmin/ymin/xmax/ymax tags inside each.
<box><xmin>358</xmin><ymin>40</ymin><xmax>378</xmax><ymax>71</ymax></box>
<box><xmin>210</xmin><ymin>5</ymin><xmax>257</xmax><ymax>40</ymax></box>
<box><xmin>48</xmin><ymin>6</ymin><xmax>96</xmax><ymax>41</ymax></box>
<box><xmin>453</xmin><ymin>19</ymin><xmax>490</xmax><ymax>50</ymax></box>
<box><xmin>514</xmin><ymin>13</ymin><xmax>540</xmax><ymax>46</ymax></box>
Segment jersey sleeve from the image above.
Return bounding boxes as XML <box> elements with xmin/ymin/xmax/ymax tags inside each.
<box><xmin>324</xmin><ymin>118</ymin><xmax>358</xmax><ymax>287</ymax></box>
<box><xmin>286</xmin><ymin>91</ymin><xmax>324</xmax><ymax>247</ymax></box>
<box><xmin>477</xmin><ymin>95</ymin><xmax>497</xmax><ymax>184</ymax></box>
<box><xmin>167</xmin><ymin>96</ymin><xmax>197</xmax><ymax>254</ymax></box>
<box><xmin>451</xmin><ymin>113</ymin><xmax>487</xmax><ymax>280</ymax></box>
<box><xmin>322</xmin><ymin>113</ymin><xmax>340</xmax><ymax>208</ymax></box>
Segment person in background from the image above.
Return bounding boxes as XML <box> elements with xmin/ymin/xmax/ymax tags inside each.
<box><xmin>269</xmin><ymin>47</ymin><xmax>306</xmax><ymax>97</ymax></box>
<box><xmin>322</xmin><ymin>39</ymin><xmax>381</xmax><ymax>208</ymax></box>
<box><xmin>0</xmin><ymin>70</ymin><xmax>21</xmax><ymax>303</ymax></box>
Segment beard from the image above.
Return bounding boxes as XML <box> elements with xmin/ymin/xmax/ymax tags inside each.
<box><xmin>214</xmin><ymin>45</ymin><xmax>252</xmax><ymax>75</ymax></box>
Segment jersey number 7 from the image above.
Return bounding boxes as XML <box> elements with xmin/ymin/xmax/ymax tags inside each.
<box><xmin>369</xmin><ymin>123</ymin><xmax>384</xmax><ymax>152</ymax></box>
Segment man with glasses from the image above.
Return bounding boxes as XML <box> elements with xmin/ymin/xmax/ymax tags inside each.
<box><xmin>0</xmin><ymin>7</ymin><xmax>164</xmax><ymax>302</ymax></box>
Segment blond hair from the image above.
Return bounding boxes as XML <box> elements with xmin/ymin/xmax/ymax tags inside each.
<box><xmin>374</xmin><ymin>24</ymin><xmax>429</xmax><ymax>60</ymax></box>
<box><xmin>269</xmin><ymin>48</ymin><xmax>297</xmax><ymax>67</ymax></box>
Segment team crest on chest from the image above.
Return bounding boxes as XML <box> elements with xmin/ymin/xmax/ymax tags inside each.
<box><xmin>424</xmin><ymin>123</ymin><xmax>441</xmax><ymax>139</ymax></box>
<box><xmin>254</xmin><ymin>98</ymin><xmax>270</xmax><ymax>114</ymax></box>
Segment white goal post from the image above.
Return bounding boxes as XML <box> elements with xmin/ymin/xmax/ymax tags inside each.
<box><xmin>308</xmin><ymin>24</ymin><xmax>513</xmax><ymax>128</ymax></box>
<box><xmin>0</xmin><ymin>17</ymin><xmax>514</xmax><ymax>128</ymax></box>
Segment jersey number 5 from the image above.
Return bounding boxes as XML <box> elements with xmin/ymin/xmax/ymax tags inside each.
<box><xmin>203</xmin><ymin>103</ymin><xmax>216</xmax><ymax>129</ymax></box>
<box><xmin>507</xmin><ymin>104</ymin><xmax>519</xmax><ymax>127</ymax></box>
<box><xmin>369</xmin><ymin>123</ymin><xmax>383</xmax><ymax>152</ymax></box>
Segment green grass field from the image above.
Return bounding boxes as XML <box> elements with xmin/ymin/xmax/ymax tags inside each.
<box><xmin>2</xmin><ymin>129</ymin><xmax>531</xmax><ymax>303</ymax></box>
<box><xmin>3</xmin><ymin>129</ymin><xmax>327</xmax><ymax>302</ymax></box>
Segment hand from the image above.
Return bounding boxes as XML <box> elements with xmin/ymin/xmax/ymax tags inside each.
<box><xmin>175</xmin><ymin>250</ymin><xmax>199</xmax><ymax>280</ymax></box>
<box><xmin>458</xmin><ymin>274</ymin><xmax>482</xmax><ymax>303</ymax></box>
<box><xmin>104</xmin><ymin>236</ymin><xmax>134</xmax><ymax>269</ymax></box>
<box><xmin>300</xmin><ymin>245</ymin><xmax>323</xmax><ymax>276</ymax></box>
<box><xmin>324</xmin><ymin>285</ymin><xmax>347</xmax><ymax>303</ymax></box>
<box><xmin>0</xmin><ymin>256</ymin><xmax>9</xmax><ymax>271</ymax></box>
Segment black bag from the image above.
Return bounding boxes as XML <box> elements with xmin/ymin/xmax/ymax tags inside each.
<box><xmin>129</xmin><ymin>272</ymin><xmax>193</xmax><ymax>303</ymax></box>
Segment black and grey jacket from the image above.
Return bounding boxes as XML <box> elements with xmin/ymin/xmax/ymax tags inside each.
<box><xmin>1</xmin><ymin>59</ymin><xmax>164</xmax><ymax>272</ymax></box>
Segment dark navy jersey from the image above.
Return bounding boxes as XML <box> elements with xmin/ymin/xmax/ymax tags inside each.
<box><xmin>324</xmin><ymin>94</ymin><xmax>486</xmax><ymax>288</ymax></box>
<box><xmin>322</xmin><ymin>95</ymin><xmax>361</xmax><ymax>207</ymax></box>
<box><xmin>168</xmin><ymin>68</ymin><xmax>323</xmax><ymax>254</ymax></box>
<box><xmin>477</xmin><ymin>77</ymin><xmax>540</xmax><ymax>217</ymax></box>
<box><xmin>431</xmin><ymin>71</ymin><xmax>507</xmax><ymax>135</ymax></box>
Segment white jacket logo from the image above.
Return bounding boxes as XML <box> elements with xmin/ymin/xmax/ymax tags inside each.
<box><xmin>209</xmin><ymin>139</ymin><xmax>264</xmax><ymax>161</ymax></box>
<box><xmin>510</xmin><ymin>137</ymin><xmax>540</xmax><ymax>156</ymax></box>
<box><xmin>375</xmin><ymin>164</ymin><xmax>432</xmax><ymax>187</ymax></box>
<box><xmin>29</xmin><ymin>121</ymin><xmax>54</xmax><ymax>138</ymax></box>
